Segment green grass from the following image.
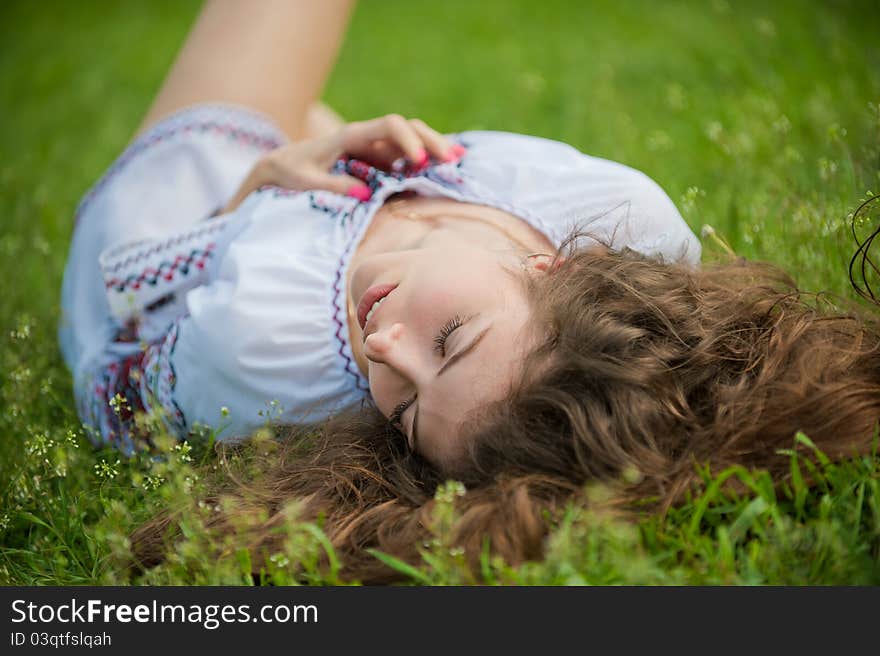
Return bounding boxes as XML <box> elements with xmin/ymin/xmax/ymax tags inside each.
<box><xmin>1</xmin><ymin>0</ymin><xmax>878</xmax><ymax>585</ymax></box>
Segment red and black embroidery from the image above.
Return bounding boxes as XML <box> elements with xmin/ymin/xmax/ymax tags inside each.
<box><xmin>102</xmin><ymin>219</ymin><xmax>227</xmax><ymax>275</ymax></box>
<box><xmin>104</xmin><ymin>244</ymin><xmax>215</xmax><ymax>293</ymax></box>
<box><xmin>78</xmin><ymin>319</ymin><xmax>188</xmax><ymax>454</ymax></box>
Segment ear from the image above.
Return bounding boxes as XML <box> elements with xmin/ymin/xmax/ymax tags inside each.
<box><xmin>526</xmin><ymin>253</ymin><xmax>565</xmax><ymax>274</ymax></box>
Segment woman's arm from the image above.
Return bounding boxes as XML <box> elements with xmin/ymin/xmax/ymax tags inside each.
<box><xmin>134</xmin><ymin>0</ymin><xmax>356</xmax><ymax>142</ymax></box>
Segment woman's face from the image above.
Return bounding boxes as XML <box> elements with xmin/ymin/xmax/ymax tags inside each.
<box><xmin>348</xmin><ymin>242</ymin><xmax>538</xmax><ymax>469</ymax></box>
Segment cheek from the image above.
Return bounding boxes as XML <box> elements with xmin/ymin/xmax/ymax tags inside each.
<box><xmin>400</xmin><ymin>283</ymin><xmax>456</xmax><ymax>326</ymax></box>
<box><xmin>419</xmin><ymin>288</ymin><xmax>459</xmax><ymax>315</ymax></box>
<box><xmin>366</xmin><ymin>365</ymin><xmax>396</xmax><ymax>414</ymax></box>
<box><xmin>409</xmin><ymin>264</ymin><xmax>492</xmax><ymax>315</ymax></box>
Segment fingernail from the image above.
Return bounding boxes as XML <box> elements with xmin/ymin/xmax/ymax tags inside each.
<box><xmin>442</xmin><ymin>144</ymin><xmax>467</xmax><ymax>163</ymax></box>
<box><xmin>346</xmin><ymin>184</ymin><xmax>372</xmax><ymax>201</ymax></box>
<box><xmin>412</xmin><ymin>147</ymin><xmax>429</xmax><ymax>169</ymax></box>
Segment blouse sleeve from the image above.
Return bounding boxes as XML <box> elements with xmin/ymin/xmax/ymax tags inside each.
<box><xmin>98</xmin><ymin>210</ymin><xmax>243</xmax><ymax>343</ymax></box>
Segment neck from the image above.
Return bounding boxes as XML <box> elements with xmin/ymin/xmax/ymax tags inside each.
<box><xmin>360</xmin><ymin>193</ymin><xmax>554</xmax><ymax>257</ymax></box>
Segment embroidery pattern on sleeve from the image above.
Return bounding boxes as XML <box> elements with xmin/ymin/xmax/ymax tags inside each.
<box><xmin>100</xmin><ymin>217</ymin><xmax>234</xmax><ymax>330</ymax></box>
<box><xmin>139</xmin><ymin>319</ymin><xmax>188</xmax><ymax>438</ymax></box>
<box><xmin>78</xmin><ymin>320</ymin><xmax>188</xmax><ymax>455</ymax></box>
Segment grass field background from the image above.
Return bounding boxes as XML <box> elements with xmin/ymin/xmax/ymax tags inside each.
<box><xmin>1</xmin><ymin>0</ymin><xmax>878</xmax><ymax>584</ymax></box>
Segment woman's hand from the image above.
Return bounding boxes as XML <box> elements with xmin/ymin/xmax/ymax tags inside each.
<box><xmin>222</xmin><ymin>114</ymin><xmax>466</xmax><ymax>213</ymax></box>
<box><xmin>264</xmin><ymin>113</ymin><xmax>465</xmax><ymax>195</ymax></box>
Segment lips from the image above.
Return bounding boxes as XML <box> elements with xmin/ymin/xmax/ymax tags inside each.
<box><xmin>356</xmin><ymin>283</ymin><xmax>398</xmax><ymax>332</ymax></box>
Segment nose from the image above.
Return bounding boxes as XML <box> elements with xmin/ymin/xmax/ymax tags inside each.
<box><xmin>364</xmin><ymin>323</ymin><xmax>418</xmax><ymax>408</ymax></box>
<box><xmin>363</xmin><ymin>322</ymin><xmax>406</xmax><ymax>365</ymax></box>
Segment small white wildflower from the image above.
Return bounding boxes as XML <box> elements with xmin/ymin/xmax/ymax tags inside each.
<box><xmin>10</xmin><ymin>367</ymin><xmax>32</xmax><ymax>384</ymax></box>
<box><xmin>64</xmin><ymin>429</ymin><xmax>79</xmax><ymax>449</ymax></box>
<box><xmin>173</xmin><ymin>441</ymin><xmax>193</xmax><ymax>463</ymax></box>
<box><xmin>10</xmin><ymin>317</ymin><xmax>31</xmax><ymax>341</ymax></box>
<box><xmin>94</xmin><ymin>458</ymin><xmax>120</xmax><ymax>480</ymax></box>
<box><xmin>701</xmin><ymin>223</ymin><xmax>736</xmax><ymax>256</ymax></box>
<box><xmin>435</xmin><ymin>481</ymin><xmax>467</xmax><ymax>504</ymax></box>
<box><xmin>142</xmin><ymin>474</ymin><xmax>165</xmax><ymax>491</ymax></box>
<box><xmin>108</xmin><ymin>393</ymin><xmax>130</xmax><ymax>416</ymax></box>
<box><xmin>260</xmin><ymin>399</ymin><xmax>285</xmax><ymax>422</ymax></box>
<box><xmin>12</xmin><ymin>474</ymin><xmax>29</xmax><ymax>502</ymax></box>
<box><xmin>681</xmin><ymin>186</ymin><xmax>706</xmax><ymax>215</ymax></box>
<box><xmin>269</xmin><ymin>553</ymin><xmax>290</xmax><ymax>568</ymax></box>
<box><xmin>25</xmin><ymin>431</ymin><xmax>54</xmax><ymax>458</ymax></box>
<box><xmin>183</xmin><ymin>474</ymin><xmax>199</xmax><ymax>493</ymax></box>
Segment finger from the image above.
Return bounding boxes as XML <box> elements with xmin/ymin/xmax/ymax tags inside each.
<box><xmin>346</xmin><ymin>114</ymin><xmax>426</xmax><ymax>167</ymax></box>
<box><xmin>353</xmin><ymin>139</ymin><xmax>404</xmax><ymax>170</ymax></box>
<box><xmin>295</xmin><ymin>168</ymin><xmax>373</xmax><ymax>201</ymax></box>
<box><xmin>408</xmin><ymin>119</ymin><xmax>462</xmax><ymax>162</ymax></box>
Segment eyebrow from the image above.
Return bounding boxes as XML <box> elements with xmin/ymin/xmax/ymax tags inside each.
<box><xmin>411</xmin><ymin>324</ymin><xmax>492</xmax><ymax>450</ymax></box>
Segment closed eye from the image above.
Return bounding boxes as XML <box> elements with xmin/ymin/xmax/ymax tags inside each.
<box><xmin>389</xmin><ymin>395</ymin><xmax>416</xmax><ymax>431</ymax></box>
<box><xmin>388</xmin><ymin>314</ymin><xmax>471</xmax><ymax>450</ymax></box>
<box><xmin>433</xmin><ymin>314</ymin><xmax>464</xmax><ymax>356</ymax></box>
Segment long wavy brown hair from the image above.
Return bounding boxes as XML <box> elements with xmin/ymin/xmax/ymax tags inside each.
<box><xmin>131</xmin><ymin>199</ymin><xmax>880</xmax><ymax>584</ymax></box>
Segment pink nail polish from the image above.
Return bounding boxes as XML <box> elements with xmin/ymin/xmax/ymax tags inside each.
<box><xmin>346</xmin><ymin>184</ymin><xmax>372</xmax><ymax>201</ymax></box>
<box><xmin>442</xmin><ymin>145</ymin><xmax>465</xmax><ymax>163</ymax></box>
<box><xmin>451</xmin><ymin>144</ymin><xmax>467</xmax><ymax>157</ymax></box>
<box><xmin>413</xmin><ymin>148</ymin><xmax>429</xmax><ymax>168</ymax></box>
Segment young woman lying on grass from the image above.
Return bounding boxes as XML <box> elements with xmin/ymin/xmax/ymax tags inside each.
<box><xmin>58</xmin><ymin>0</ymin><xmax>880</xmax><ymax>582</ymax></box>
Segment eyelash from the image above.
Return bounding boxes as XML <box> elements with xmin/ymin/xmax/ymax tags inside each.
<box><xmin>433</xmin><ymin>314</ymin><xmax>463</xmax><ymax>356</ymax></box>
<box><xmin>389</xmin><ymin>397</ymin><xmax>414</xmax><ymax>431</ymax></box>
